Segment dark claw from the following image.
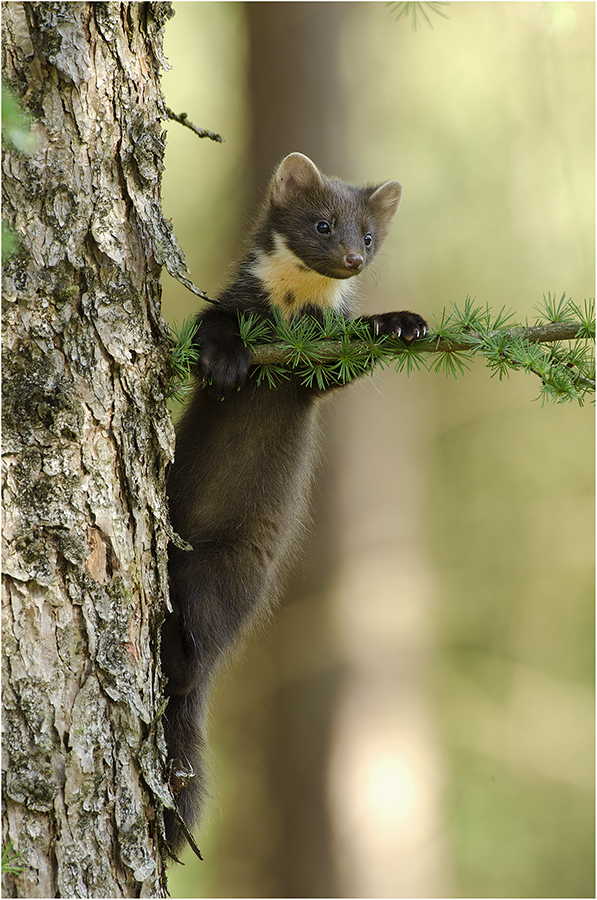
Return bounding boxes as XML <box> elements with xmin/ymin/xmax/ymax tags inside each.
<box><xmin>366</xmin><ymin>311</ymin><xmax>428</xmax><ymax>343</ymax></box>
<box><xmin>198</xmin><ymin>342</ymin><xmax>252</xmax><ymax>399</ymax></box>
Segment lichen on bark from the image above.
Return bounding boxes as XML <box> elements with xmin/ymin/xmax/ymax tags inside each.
<box><xmin>2</xmin><ymin>2</ymin><xmax>178</xmax><ymax>895</ymax></box>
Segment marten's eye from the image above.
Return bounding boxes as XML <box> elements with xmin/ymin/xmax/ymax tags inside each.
<box><xmin>364</xmin><ymin>233</ymin><xmax>373</xmax><ymax>248</ymax></box>
<box><xmin>316</xmin><ymin>220</ymin><xmax>332</xmax><ymax>235</ymax></box>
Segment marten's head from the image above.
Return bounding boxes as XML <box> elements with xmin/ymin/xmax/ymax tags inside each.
<box><xmin>264</xmin><ymin>152</ymin><xmax>402</xmax><ymax>280</ymax></box>
<box><xmin>249</xmin><ymin>153</ymin><xmax>403</xmax><ymax>317</ymax></box>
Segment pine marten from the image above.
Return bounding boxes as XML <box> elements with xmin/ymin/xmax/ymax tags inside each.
<box><xmin>161</xmin><ymin>152</ymin><xmax>428</xmax><ymax>852</ymax></box>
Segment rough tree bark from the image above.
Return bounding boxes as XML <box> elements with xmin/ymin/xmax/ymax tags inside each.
<box><xmin>2</xmin><ymin>3</ymin><xmax>180</xmax><ymax>896</ymax></box>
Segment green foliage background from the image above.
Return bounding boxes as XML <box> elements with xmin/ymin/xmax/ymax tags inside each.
<box><xmin>161</xmin><ymin>3</ymin><xmax>594</xmax><ymax>897</ymax></box>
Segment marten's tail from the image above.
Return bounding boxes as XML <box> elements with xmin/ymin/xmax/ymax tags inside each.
<box><xmin>163</xmin><ymin>688</ymin><xmax>209</xmax><ymax>854</ymax></box>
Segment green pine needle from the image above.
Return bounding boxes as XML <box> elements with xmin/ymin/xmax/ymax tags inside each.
<box><xmin>254</xmin><ymin>363</ymin><xmax>289</xmax><ymax>389</ymax></box>
<box><xmin>168</xmin><ymin>316</ymin><xmax>200</xmax><ymax>402</ymax></box>
<box><xmin>537</xmin><ymin>291</ymin><xmax>575</xmax><ymax>323</ymax></box>
<box><xmin>387</xmin><ymin>2</ymin><xmax>450</xmax><ymax>29</ymax></box>
<box><xmin>2</xmin><ymin>841</ymin><xmax>25</xmax><ymax>875</ymax></box>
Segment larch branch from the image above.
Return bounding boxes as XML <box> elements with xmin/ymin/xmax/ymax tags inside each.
<box><xmin>248</xmin><ymin>321</ymin><xmax>589</xmax><ymax>366</ymax></box>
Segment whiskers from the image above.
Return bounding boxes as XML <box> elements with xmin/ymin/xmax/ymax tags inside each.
<box><xmin>361</xmin><ymin>253</ymin><xmax>395</xmax><ymax>294</ymax></box>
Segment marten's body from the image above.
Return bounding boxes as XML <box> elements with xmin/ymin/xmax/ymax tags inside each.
<box><xmin>162</xmin><ymin>153</ymin><xmax>427</xmax><ymax>851</ymax></box>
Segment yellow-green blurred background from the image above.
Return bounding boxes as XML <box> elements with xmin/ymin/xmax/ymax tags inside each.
<box><xmin>160</xmin><ymin>3</ymin><xmax>594</xmax><ymax>897</ymax></box>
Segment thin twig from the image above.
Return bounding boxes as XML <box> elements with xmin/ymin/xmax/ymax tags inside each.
<box><xmin>174</xmin><ymin>272</ymin><xmax>218</xmax><ymax>304</ymax></box>
<box><xmin>166</xmin><ymin>108</ymin><xmax>224</xmax><ymax>143</ymax></box>
<box><xmin>484</xmin><ymin>321</ymin><xmax>588</xmax><ymax>347</ymax></box>
<box><xmin>170</xmin><ymin>807</ymin><xmax>204</xmax><ymax>862</ymax></box>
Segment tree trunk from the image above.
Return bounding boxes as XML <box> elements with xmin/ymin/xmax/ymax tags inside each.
<box><xmin>2</xmin><ymin>3</ymin><xmax>176</xmax><ymax>895</ymax></box>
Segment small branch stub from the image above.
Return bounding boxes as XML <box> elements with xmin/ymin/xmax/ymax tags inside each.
<box><xmin>166</xmin><ymin>107</ymin><xmax>224</xmax><ymax>143</ymax></box>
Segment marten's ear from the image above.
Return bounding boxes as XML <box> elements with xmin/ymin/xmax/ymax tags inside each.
<box><xmin>369</xmin><ymin>180</ymin><xmax>403</xmax><ymax>235</ymax></box>
<box><xmin>272</xmin><ymin>152</ymin><xmax>324</xmax><ymax>205</ymax></box>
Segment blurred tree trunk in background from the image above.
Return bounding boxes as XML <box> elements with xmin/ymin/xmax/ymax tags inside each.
<box><xmin>2</xmin><ymin>3</ymin><xmax>174</xmax><ymax>895</ymax></box>
<box><xmin>220</xmin><ymin>3</ymin><xmax>349</xmax><ymax>897</ymax></box>
<box><xmin>246</xmin><ymin>2</ymin><xmax>347</xmax><ymax>189</ymax></box>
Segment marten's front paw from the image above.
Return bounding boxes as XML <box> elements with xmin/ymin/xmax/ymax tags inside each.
<box><xmin>367</xmin><ymin>311</ymin><xmax>428</xmax><ymax>342</ymax></box>
<box><xmin>198</xmin><ymin>337</ymin><xmax>252</xmax><ymax>399</ymax></box>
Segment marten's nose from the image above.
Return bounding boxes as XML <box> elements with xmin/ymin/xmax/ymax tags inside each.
<box><xmin>343</xmin><ymin>253</ymin><xmax>364</xmax><ymax>271</ymax></box>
